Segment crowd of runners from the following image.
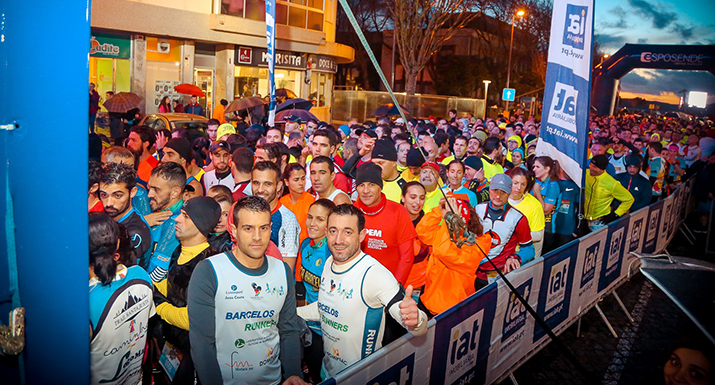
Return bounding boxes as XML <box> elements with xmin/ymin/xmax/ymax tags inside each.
<box><xmin>86</xmin><ymin>108</ymin><xmax>715</xmax><ymax>385</ymax></box>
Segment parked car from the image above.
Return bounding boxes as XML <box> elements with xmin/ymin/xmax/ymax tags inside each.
<box><xmin>138</xmin><ymin>113</ymin><xmax>208</xmax><ymax>142</ymax></box>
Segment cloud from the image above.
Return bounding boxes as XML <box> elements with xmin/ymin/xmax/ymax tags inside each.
<box><xmin>670</xmin><ymin>23</ymin><xmax>694</xmax><ymax>39</ymax></box>
<box><xmin>619</xmin><ymin>70</ymin><xmax>715</xmax><ymax>104</ymax></box>
<box><xmin>601</xmin><ymin>6</ymin><xmax>629</xmax><ymax>29</ymax></box>
<box><xmin>627</xmin><ymin>0</ymin><xmax>677</xmax><ymax>29</ymax></box>
<box><xmin>595</xmin><ymin>33</ymin><xmax>627</xmax><ymax>49</ymax></box>
<box><xmin>637</xmin><ymin>38</ymin><xmax>648</xmax><ymax>44</ymax></box>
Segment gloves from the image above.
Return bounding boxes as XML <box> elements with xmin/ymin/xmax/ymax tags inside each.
<box><xmin>602</xmin><ymin>211</ymin><xmax>620</xmax><ymax>224</ymax></box>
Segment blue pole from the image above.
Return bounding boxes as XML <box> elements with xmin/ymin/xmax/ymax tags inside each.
<box><xmin>0</xmin><ymin>0</ymin><xmax>90</xmax><ymax>383</ymax></box>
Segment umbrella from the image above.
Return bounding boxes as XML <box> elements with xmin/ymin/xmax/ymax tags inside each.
<box><xmin>226</xmin><ymin>97</ymin><xmax>267</xmax><ymax>114</ymax></box>
<box><xmin>174</xmin><ymin>83</ymin><xmax>206</xmax><ymax>97</ymax></box>
<box><xmin>276</xmin><ymin>98</ymin><xmax>313</xmax><ymax>112</ymax></box>
<box><xmin>275</xmin><ymin>109</ymin><xmax>318</xmax><ymax>123</ymax></box>
<box><xmin>102</xmin><ymin>92</ymin><xmax>143</xmax><ymax>113</ymax></box>
<box><xmin>637</xmin><ymin>253</ymin><xmax>715</xmax><ymax>345</ymax></box>
<box><xmin>275</xmin><ymin>88</ymin><xmax>298</xmax><ymax>99</ymax></box>
<box><xmin>370</xmin><ymin>103</ymin><xmax>410</xmax><ymax>117</ymax></box>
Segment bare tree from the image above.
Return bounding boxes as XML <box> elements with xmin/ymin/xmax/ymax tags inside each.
<box><xmin>388</xmin><ymin>0</ymin><xmax>482</xmax><ymax>95</ymax></box>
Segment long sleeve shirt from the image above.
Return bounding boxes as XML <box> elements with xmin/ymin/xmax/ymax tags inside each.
<box><xmin>585</xmin><ymin>170</ymin><xmax>634</xmax><ymax>220</ymax></box>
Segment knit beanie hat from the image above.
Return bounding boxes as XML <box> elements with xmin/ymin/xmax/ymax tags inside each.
<box><xmin>165</xmin><ymin>138</ymin><xmax>192</xmax><ymax>161</ymax></box>
<box><xmin>591</xmin><ymin>154</ymin><xmax>609</xmax><ymax>171</ymax></box>
<box><xmin>356</xmin><ymin>162</ymin><xmax>383</xmax><ymax>188</ymax></box>
<box><xmin>406</xmin><ymin>148</ymin><xmax>425</xmax><ymax>167</ymax></box>
<box><xmin>371</xmin><ymin>139</ymin><xmax>398</xmax><ymax>161</ymax></box>
<box><xmin>183</xmin><ymin>196</ymin><xmax>222</xmax><ymax>239</ymax></box>
<box><xmin>463</xmin><ymin>155</ymin><xmax>483</xmax><ymax>171</ymax></box>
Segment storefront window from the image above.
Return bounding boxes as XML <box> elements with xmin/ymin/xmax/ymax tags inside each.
<box><xmin>221</xmin><ymin>0</ymin><xmax>323</xmax><ymax>31</ymax></box>
<box><xmin>146</xmin><ymin>37</ymin><xmax>183</xmax><ymax>114</ymax></box>
<box><xmin>309</xmin><ymin>72</ymin><xmax>332</xmax><ymax>107</ymax></box>
<box><xmin>89</xmin><ymin>32</ymin><xmax>131</xmax><ymax>109</ymax></box>
<box><xmin>234</xmin><ymin>66</ymin><xmax>302</xmax><ymax>100</ymax></box>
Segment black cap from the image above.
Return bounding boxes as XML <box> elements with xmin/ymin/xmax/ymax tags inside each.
<box><xmin>356</xmin><ymin>162</ymin><xmax>383</xmax><ymax>188</ymax></box>
<box><xmin>372</xmin><ymin>139</ymin><xmax>397</xmax><ymax>162</ymax></box>
<box><xmin>406</xmin><ymin>148</ymin><xmax>425</xmax><ymax>167</ymax></box>
<box><xmin>463</xmin><ymin>155</ymin><xmax>483</xmax><ymax>171</ymax></box>
<box><xmin>210</xmin><ymin>140</ymin><xmax>231</xmax><ymax>154</ymax></box>
<box><xmin>286</xmin><ymin>115</ymin><xmax>302</xmax><ymax>124</ymax></box>
<box><xmin>165</xmin><ymin>138</ymin><xmax>192</xmax><ymax>161</ymax></box>
<box><xmin>590</xmin><ymin>154</ymin><xmax>609</xmax><ymax>171</ymax></box>
<box><xmin>361</xmin><ymin>130</ymin><xmax>378</xmax><ymax>139</ymax></box>
<box><xmin>182</xmin><ymin>196</ymin><xmax>221</xmax><ymax>239</ymax></box>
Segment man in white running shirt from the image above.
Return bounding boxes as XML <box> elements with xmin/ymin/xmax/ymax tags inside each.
<box><xmin>309</xmin><ymin>156</ymin><xmax>352</xmax><ymax>205</ymax></box>
<box><xmin>297</xmin><ymin>204</ymin><xmax>428</xmax><ymax>380</ymax></box>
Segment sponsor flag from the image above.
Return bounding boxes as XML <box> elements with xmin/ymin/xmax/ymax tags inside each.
<box><xmin>266</xmin><ymin>0</ymin><xmax>277</xmax><ymax>126</ymax></box>
<box><xmin>536</xmin><ymin>0</ymin><xmax>594</xmax><ymax>187</ymax></box>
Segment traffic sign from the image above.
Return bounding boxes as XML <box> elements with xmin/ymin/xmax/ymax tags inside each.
<box><xmin>502</xmin><ymin>88</ymin><xmax>516</xmax><ymax>101</ymax></box>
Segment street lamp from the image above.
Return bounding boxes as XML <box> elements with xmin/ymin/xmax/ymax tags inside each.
<box><xmin>506</xmin><ymin>9</ymin><xmax>525</xmax><ymax>113</ymax></box>
<box><xmin>600</xmin><ymin>54</ymin><xmax>609</xmax><ymax>64</ymax></box>
<box><xmin>482</xmin><ymin>80</ymin><xmax>491</xmax><ymax>119</ymax></box>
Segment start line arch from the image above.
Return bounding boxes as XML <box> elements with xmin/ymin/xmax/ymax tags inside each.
<box><xmin>592</xmin><ymin>44</ymin><xmax>715</xmax><ymax>116</ymax></box>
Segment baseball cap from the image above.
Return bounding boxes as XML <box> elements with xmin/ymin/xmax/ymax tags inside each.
<box><xmin>217</xmin><ymin>123</ymin><xmax>236</xmax><ymax>139</ymax></box>
<box><xmin>361</xmin><ymin>130</ymin><xmax>378</xmax><ymax>139</ymax></box>
<box><xmin>421</xmin><ymin>162</ymin><xmax>440</xmax><ymax>173</ymax></box>
<box><xmin>285</xmin><ymin>115</ymin><xmax>302</xmax><ymax>124</ymax></box>
<box><xmin>490</xmin><ymin>173</ymin><xmax>512</xmax><ymax>194</ymax></box>
<box><xmin>210</xmin><ymin>140</ymin><xmax>231</xmax><ymax>154</ymax></box>
<box><xmin>395</xmin><ymin>118</ymin><xmax>405</xmax><ymax>124</ymax></box>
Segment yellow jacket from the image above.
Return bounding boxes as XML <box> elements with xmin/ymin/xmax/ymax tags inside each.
<box><xmin>585</xmin><ymin>170</ymin><xmax>634</xmax><ymax>220</ymax></box>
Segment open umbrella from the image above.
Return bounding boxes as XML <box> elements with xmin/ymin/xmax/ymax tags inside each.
<box><xmin>103</xmin><ymin>92</ymin><xmax>143</xmax><ymax>113</ymax></box>
<box><xmin>275</xmin><ymin>88</ymin><xmax>298</xmax><ymax>99</ymax></box>
<box><xmin>275</xmin><ymin>109</ymin><xmax>318</xmax><ymax>123</ymax></box>
<box><xmin>637</xmin><ymin>253</ymin><xmax>715</xmax><ymax>345</ymax></box>
<box><xmin>370</xmin><ymin>103</ymin><xmax>410</xmax><ymax>117</ymax></box>
<box><xmin>225</xmin><ymin>97</ymin><xmax>267</xmax><ymax>114</ymax></box>
<box><xmin>174</xmin><ymin>83</ymin><xmax>206</xmax><ymax>97</ymax></box>
<box><xmin>276</xmin><ymin>98</ymin><xmax>313</xmax><ymax>112</ymax></box>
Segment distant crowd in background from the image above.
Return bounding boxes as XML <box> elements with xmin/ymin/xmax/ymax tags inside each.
<box><xmin>86</xmin><ymin>105</ymin><xmax>715</xmax><ymax>385</ymax></box>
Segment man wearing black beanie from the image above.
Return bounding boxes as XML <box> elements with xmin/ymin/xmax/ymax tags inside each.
<box><xmin>584</xmin><ymin>154</ymin><xmax>634</xmax><ymax>232</ymax></box>
<box><xmin>354</xmin><ymin>163</ymin><xmax>416</xmax><ymax>286</ymax></box>
<box><xmin>163</xmin><ymin>137</ymin><xmax>205</xmax><ymax>198</ymax></box>
<box><xmin>370</xmin><ymin>139</ymin><xmax>407</xmax><ymax>203</ymax></box>
<box><xmin>153</xmin><ymin>196</ymin><xmax>221</xmax><ymax>383</ymax></box>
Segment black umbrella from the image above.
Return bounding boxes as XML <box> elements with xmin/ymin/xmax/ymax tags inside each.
<box><xmin>277</xmin><ymin>98</ymin><xmax>313</xmax><ymax>112</ymax></box>
<box><xmin>370</xmin><ymin>103</ymin><xmax>410</xmax><ymax>117</ymax></box>
<box><xmin>275</xmin><ymin>109</ymin><xmax>318</xmax><ymax>123</ymax></box>
<box><xmin>637</xmin><ymin>253</ymin><xmax>715</xmax><ymax>345</ymax></box>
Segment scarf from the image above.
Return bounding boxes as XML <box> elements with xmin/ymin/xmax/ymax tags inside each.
<box><xmin>354</xmin><ymin>193</ymin><xmax>388</xmax><ymax>216</ymax></box>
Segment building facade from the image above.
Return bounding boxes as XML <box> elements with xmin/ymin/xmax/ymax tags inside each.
<box><xmin>90</xmin><ymin>0</ymin><xmax>354</xmax><ymax>121</ymax></box>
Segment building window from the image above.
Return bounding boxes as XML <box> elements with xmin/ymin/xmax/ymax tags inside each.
<box><xmin>220</xmin><ymin>0</ymin><xmax>324</xmax><ymax>31</ymax></box>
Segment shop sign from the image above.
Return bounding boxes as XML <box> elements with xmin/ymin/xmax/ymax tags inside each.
<box><xmin>313</xmin><ymin>55</ymin><xmax>338</xmax><ymax>73</ymax></box>
<box><xmin>90</xmin><ymin>32</ymin><xmax>131</xmax><ymax>59</ymax></box>
<box><xmin>235</xmin><ymin>47</ymin><xmax>307</xmax><ymax>70</ymax></box>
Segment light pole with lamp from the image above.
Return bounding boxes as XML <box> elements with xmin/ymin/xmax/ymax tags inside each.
<box><xmin>482</xmin><ymin>80</ymin><xmax>491</xmax><ymax>120</ymax></box>
<box><xmin>505</xmin><ymin>9</ymin><xmax>525</xmax><ymax>114</ymax></box>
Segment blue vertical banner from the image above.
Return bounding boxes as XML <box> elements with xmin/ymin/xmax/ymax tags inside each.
<box><xmin>266</xmin><ymin>0</ymin><xmax>277</xmax><ymax>126</ymax></box>
<box><xmin>536</xmin><ymin>0</ymin><xmax>594</xmax><ymax>187</ymax></box>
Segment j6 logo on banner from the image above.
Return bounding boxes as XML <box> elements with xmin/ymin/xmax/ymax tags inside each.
<box><xmin>549</xmin><ymin>82</ymin><xmax>578</xmax><ymax>133</ymax></box>
<box><xmin>563</xmin><ymin>4</ymin><xmax>588</xmax><ymax>50</ymax></box>
<box><xmin>366</xmin><ymin>353</ymin><xmax>414</xmax><ymax>385</ymax></box>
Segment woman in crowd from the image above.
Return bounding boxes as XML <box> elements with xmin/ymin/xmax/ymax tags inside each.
<box><xmin>158</xmin><ymin>96</ymin><xmax>172</xmax><ymax>113</ymax></box>
<box><xmin>508</xmin><ymin>167</ymin><xmax>546</xmax><ymax>259</ymax></box>
<box><xmin>298</xmin><ymin>199</ymin><xmax>336</xmax><ymax>383</ymax></box>
<box><xmin>532</xmin><ymin>156</ymin><xmax>562</xmax><ymax>218</ymax></box>
<box><xmin>280</xmin><ymin>163</ymin><xmax>315</xmax><ymax>243</ymax></box>
<box><xmin>416</xmin><ymin>197</ymin><xmax>491</xmax><ymax>317</ymax></box>
<box><xmin>401</xmin><ymin>181</ymin><xmax>430</xmax><ymax>298</ymax></box>
<box><xmin>89</xmin><ymin>212</ymin><xmax>155</xmax><ymax>385</ymax></box>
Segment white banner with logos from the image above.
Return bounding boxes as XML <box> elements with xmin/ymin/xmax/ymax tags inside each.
<box><xmin>321</xmin><ymin>179</ymin><xmax>695</xmax><ymax>385</ymax></box>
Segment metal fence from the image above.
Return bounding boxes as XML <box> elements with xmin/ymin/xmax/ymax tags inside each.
<box><xmin>331</xmin><ymin>89</ymin><xmax>486</xmax><ymax>124</ymax></box>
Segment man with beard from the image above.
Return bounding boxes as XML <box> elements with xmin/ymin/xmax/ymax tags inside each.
<box><xmin>202</xmin><ymin>141</ymin><xmax>234</xmax><ymax>191</ymax></box>
<box><xmin>154</xmin><ymin>196</ymin><xmax>221</xmax><ymax>384</ymax></box>
<box><xmin>99</xmin><ymin>162</ymin><xmax>152</xmax><ymax>265</ymax></box>
<box><xmin>146</xmin><ymin>162</ymin><xmax>187</xmax><ymax>282</ymax></box>
<box><xmin>252</xmin><ymin>161</ymin><xmax>301</xmax><ymax>272</ymax></box>
<box><xmin>481</xmin><ymin>137</ymin><xmax>505</xmax><ymax>182</ymax></box>
<box><xmin>188</xmin><ymin>196</ymin><xmax>307</xmax><ymax>385</ymax></box>
<box><xmin>162</xmin><ymin>138</ymin><xmax>204</xmax><ymax>198</ymax></box>
<box><xmin>126</xmin><ymin>125</ymin><xmax>159</xmax><ymax>185</ymax></box>
<box><xmin>297</xmin><ymin>204</ymin><xmax>427</xmax><ymax>379</ymax></box>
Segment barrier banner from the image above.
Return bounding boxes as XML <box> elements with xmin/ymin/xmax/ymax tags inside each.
<box><xmin>622</xmin><ymin>207</ymin><xmax>648</xmax><ymax>277</ymax></box>
<box><xmin>485</xmin><ymin>265</ymin><xmax>543</xmax><ymax>384</ymax></box>
<box><xmin>533</xmin><ymin>241</ymin><xmax>578</xmax><ymax>343</ymax></box>
<box><xmin>323</xmin><ymin>179</ymin><xmax>696</xmax><ymax>385</ymax></box>
<box><xmin>429</xmin><ymin>285</ymin><xmax>497</xmax><ymax>385</ymax></box>
<box><xmin>642</xmin><ymin>200</ymin><xmax>664</xmax><ymax>253</ymax></box>
<box><xmin>327</xmin><ymin>322</ymin><xmax>435</xmax><ymax>385</ymax></box>
<box><xmin>597</xmin><ymin>216</ymin><xmax>629</xmax><ymax>293</ymax></box>
<box><xmin>536</xmin><ymin>0</ymin><xmax>594</xmax><ymax>186</ymax></box>
<box><xmin>571</xmin><ymin>228</ymin><xmax>606</xmax><ymax>315</ymax></box>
